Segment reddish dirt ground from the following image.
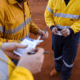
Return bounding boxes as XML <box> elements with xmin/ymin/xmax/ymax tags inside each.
<box><xmin>29</xmin><ymin>0</ymin><xmax>80</xmax><ymax>80</ymax></box>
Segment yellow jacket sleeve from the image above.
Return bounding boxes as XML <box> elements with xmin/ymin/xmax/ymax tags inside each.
<box><xmin>44</xmin><ymin>0</ymin><xmax>55</xmax><ymax>28</ymax></box>
<box><xmin>30</xmin><ymin>21</ymin><xmax>40</xmax><ymax>35</ymax></box>
<box><xmin>9</xmin><ymin>67</ymin><xmax>34</xmax><ymax>80</ymax></box>
<box><xmin>71</xmin><ymin>18</ymin><xmax>80</xmax><ymax>34</ymax></box>
<box><xmin>0</xmin><ymin>42</ymin><xmax>2</xmax><ymax>48</ymax></box>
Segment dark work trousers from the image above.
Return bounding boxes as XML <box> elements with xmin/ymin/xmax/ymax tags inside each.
<box><xmin>52</xmin><ymin>32</ymin><xmax>79</xmax><ymax>80</ymax></box>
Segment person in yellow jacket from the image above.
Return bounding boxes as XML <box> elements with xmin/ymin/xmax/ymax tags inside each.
<box><xmin>0</xmin><ymin>0</ymin><xmax>48</xmax><ymax>43</ymax></box>
<box><xmin>0</xmin><ymin>42</ymin><xmax>44</xmax><ymax>80</ymax></box>
<box><xmin>45</xmin><ymin>0</ymin><xmax>80</xmax><ymax>80</ymax></box>
<box><xmin>0</xmin><ymin>0</ymin><xmax>48</xmax><ymax>65</ymax></box>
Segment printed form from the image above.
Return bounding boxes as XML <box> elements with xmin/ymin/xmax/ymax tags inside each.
<box><xmin>14</xmin><ymin>36</ymin><xmax>43</xmax><ymax>56</ymax></box>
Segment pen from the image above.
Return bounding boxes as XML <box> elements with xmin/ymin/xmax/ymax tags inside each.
<box><xmin>28</xmin><ymin>51</ymin><xmax>49</xmax><ymax>55</ymax></box>
<box><xmin>45</xmin><ymin>27</ymin><xmax>48</xmax><ymax>33</ymax></box>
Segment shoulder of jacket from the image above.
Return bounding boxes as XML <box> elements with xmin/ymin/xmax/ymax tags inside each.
<box><xmin>49</xmin><ymin>0</ymin><xmax>55</xmax><ymax>1</ymax></box>
<box><xmin>48</xmin><ymin>0</ymin><xmax>55</xmax><ymax>3</ymax></box>
<box><xmin>0</xmin><ymin>0</ymin><xmax>9</xmax><ymax>13</ymax></box>
<box><xmin>0</xmin><ymin>0</ymin><xmax>8</xmax><ymax>8</ymax></box>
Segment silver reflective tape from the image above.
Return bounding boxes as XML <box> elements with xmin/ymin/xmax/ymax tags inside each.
<box><xmin>0</xmin><ymin>50</ymin><xmax>8</xmax><ymax>62</ymax></box>
<box><xmin>53</xmin><ymin>13</ymin><xmax>79</xmax><ymax>19</ymax></box>
<box><xmin>0</xmin><ymin>26</ymin><xmax>3</xmax><ymax>33</ymax></box>
<box><xmin>0</xmin><ymin>50</ymin><xmax>8</xmax><ymax>80</ymax></box>
<box><xmin>54</xmin><ymin>56</ymin><xmax>62</xmax><ymax>60</ymax></box>
<box><xmin>55</xmin><ymin>24</ymin><xmax>70</xmax><ymax>29</ymax></box>
<box><xmin>19</xmin><ymin>33</ymin><xmax>30</xmax><ymax>41</ymax></box>
<box><xmin>63</xmin><ymin>60</ymin><xmax>74</xmax><ymax>68</ymax></box>
<box><xmin>46</xmin><ymin>5</ymin><xmax>53</xmax><ymax>14</ymax></box>
<box><xmin>5</xmin><ymin>17</ymin><xmax>31</xmax><ymax>34</ymax></box>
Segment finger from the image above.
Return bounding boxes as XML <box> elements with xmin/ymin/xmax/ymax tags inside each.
<box><xmin>63</xmin><ymin>34</ymin><xmax>67</xmax><ymax>37</ymax></box>
<box><xmin>24</xmin><ymin>49</ymin><xmax>34</xmax><ymax>55</ymax></box>
<box><xmin>55</xmin><ymin>28</ymin><xmax>58</xmax><ymax>33</ymax></box>
<box><xmin>41</xmin><ymin>31</ymin><xmax>45</xmax><ymax>36</ymax></box>
<box><xmin>53</xmin><ymin>33</ymin><xmax>58</xmax><ymax>36</ymax></box>
<box><xmin>53</xmin><ymin>31</ymin><xmax>58</xmax><ymax>36</ymax></box>
<box><xmin>65</xmin><ymin>33</ymin><xmax>69</xmax><ymax>37</ymax></box>
<box><xmin>43</xmin><ymin>31</ymin><xmax>48</xmax><ymax>36</ymax></box>
<box><xmin>61</xmin><ymin>30</ymin><xmax>68</xmax><ymax>35</ymax></box>
<box><xmin>15</xmin><ymin>43</ymin><xmax>28</xmax><ymax>49</ymax></box>
<box><xmin>61</xmin><ymin>29</ymin><xmax>66</xmax><ymax>33</ymax></box>
<box><xmin>35</xmin><ymin>48</ymin><xmax>44</xmax><ymax>56</ymax></box>
<box><xmin>45</xmin><ymin>32</ymin><xmax>49</xmax><ymax>37</ymax></box>
<box><xmin>54</xmin><ymin>28</ymin><xmax>58</xmax><ymax>35</ymax></box>
<box><xmin>42</xmin><ymin>35</ymin><xmax>47</xmax><ymax>39</ymax></box>
<box><xmin>63</xmin><ymin>32</ymin><xmax>68</xmax><ymax>37</ymax></box>
<box><xmin>5</xmin><ymin>52</ymin><xmax>20</xmax><ymax>60</ymax></box>
<box><xmin>61</xmin><ymin>31</ymin><xmax>67</xmax><ymax>35</ymax></box>
<box><xmin>41</xmin><ymin>34</ymin><xmax>47</xmax><ymax>39</ymax></box>
<box><xmin>47</xmin><ymin>32</ymin><xmax>49</xmax><ymax>37</ymax></box>
<box><xmin>40</xmin><ymin>54</ymin><xmax>44</xmax><ymax>63</ymax></box>
<box><xmin>38</xmin><ymin>68</ymin><xmax>41</xmax><ymax>72</ymax></box>
<box><xmin>13</xmin><ymin>54</ymin><xmax>20</xmax><ymax>60</ymax></box>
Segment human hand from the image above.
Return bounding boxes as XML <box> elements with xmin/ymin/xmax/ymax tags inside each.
<box><xmin>52</xmin><ymin>27</ymin><xmax>58</xmax><ymax>36</ymax></box>
<box><xmin>60</xmin><ymin>28</ymin><xmax>70</xmax><ymax>37</ymax></box>
<box><xmin>1</xmin><ymin>42</ymin><xmax>27</xmax><ymax>60</ymax></box>
<box><xmin>17</xmin><ymin>48</ymin><xmax>44</xmax><ymax>74</ymax></box>
<box><xmin>38</xmin><ymin>30</ymin><xmax>48</xmax><ymax>40</ymax></box>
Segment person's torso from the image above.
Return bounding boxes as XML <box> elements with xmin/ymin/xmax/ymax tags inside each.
<box><xmin>50</xmin><ymin>0</ymin><xmax>80</xmax><ymax>27</ymax></box>
<box><xmin>1</xmin><ymin>0</ymin><xmax>31</xmax><ymax>40</ymax></box>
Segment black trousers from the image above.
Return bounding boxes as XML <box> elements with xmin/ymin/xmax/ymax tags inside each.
<box><xmin>52</xmin><ymin>32</ymin><xmax>79</xmax><ymax>80</ymax></box>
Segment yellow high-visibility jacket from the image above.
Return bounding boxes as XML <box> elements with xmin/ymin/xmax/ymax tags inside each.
<box><xmin>45</xmin><ymin>0</ymin><xmax>80</xmax><ymax>34</ymax></box>
<box><xmin>0</xmin><ymin>0</ymin><xmax>39</xmax><ymax>43</ymax></box>
<box><xmin>0</xmin><ymin>42</ymin><xmax>34</xmax><ymax>80</ymax></box>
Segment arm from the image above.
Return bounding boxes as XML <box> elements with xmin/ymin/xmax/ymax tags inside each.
<box><xmin>30</xmin><ymin>21</ymin><xmax>48</xmax><ymax>39</ymax></box>
<box><xmin>9</xmin><ymin>48</ymin><xmax>44</xmax><ymax>80</ymax></box>
<box><xmin>45</xmin><ymin>0</ymin><xmax>59</xmax><ymax>36</ymax></box>
<box><xmin>60</xmin><ymin>18</ymin><xmax>80</xmax><ymax>37</ymax></box>
<box><xmin>44</xmin><ymin>0</ymin><xmax>55</xmax><ymax>28</ymax></box>
<box><xmin>30</xmin><ymin>21</ymin><xmax>40</xmax><ymax>35</ymax></box>
<box><xmin>70</xmin><ymin>18</ymin><xmax>80</xmax><ymax>34</ymax></box>
<box><xmin>0</xmin><ymin>44</ymin><xmax>44</xmax><ymax>80</ymax></box>
<box><xmin>0</xmin><ymin>42</ymin><xmax>27</xmax><ymax>60</ymax></box>
<box><xmin>9</xmin><ymin>67</ymin><xmax>34</xmax><ymax>80</ymax></box>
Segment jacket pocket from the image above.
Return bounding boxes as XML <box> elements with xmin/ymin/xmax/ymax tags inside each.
<box><xmin>70</xmin><ymin>9</ymin><xmax>80</xmax><ymax>15</ymax></box>
<box><xmin>53</xmin><ymin>8</ymin><xmax>59</xmax><ymax>13</ymax></box>
<box><xmin>4</xmin><ymin>15</ymin><xmax>24</xmax><ymax>35</ymax></box>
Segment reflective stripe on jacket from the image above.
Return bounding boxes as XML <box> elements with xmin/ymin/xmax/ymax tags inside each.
<box><xmin>0</xmin><ymin>49</ymin><xmax>34</xmax><ymax>80</ymax></box>
<box><xmin>0</xmin><ymin>0</ymin><xmax>39</xmax><ymax>42</ymax></box>
<box><xmin>45</xmin><ymin>0</ymin><xmax>80</xmax><ymax>33</ymax></box>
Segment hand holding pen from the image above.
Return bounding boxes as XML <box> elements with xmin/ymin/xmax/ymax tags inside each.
<box><xmin>28</xmin><ymin>27</ymin><xmax>49</xmax><ymax>55</ymax></box>
<box><xmin>27</xmin><ymin>47</ymin><xmax>49</xmax><ymax>55</ymax></box>
<box><xmin>18</xmin><ymin>48</ymin><xmax>44</xmax><ymax>74</ymax></box>
<box><xmin>38</xmin><ymin>27</ymin><xmax>49</xmax><ymax>40</ymax></box>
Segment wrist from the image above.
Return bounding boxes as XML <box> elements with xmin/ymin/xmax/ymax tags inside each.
<box><xmin>37</xmin><ymin>29</ymin><xmax>42</xmax><ymax>35</ymax></box>
<box><xmin>50</xmin><ymin>25</ymin><xmax>55</xmax><ymax>30</ymax></box>
<box><xmin>69</xmin><ymin>28</ymin><xmax>74</xmax><ymax>34</ymax></box>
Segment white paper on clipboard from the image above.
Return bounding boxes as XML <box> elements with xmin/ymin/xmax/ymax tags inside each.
<box><xmin>55</xmin><ymin>31</ymin><xmax>62</xmax><ymax>36</ymax></box>
<box><xmin>14</xmin><ymin>36</ymin><xmax>43</xmax><ymax>56</ymax></box>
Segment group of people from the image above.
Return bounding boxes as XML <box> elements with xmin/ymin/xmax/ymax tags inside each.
<box><xmin>0</xmin><ymin>0</ymin><xmax>80</xmax><ymax>80</ymax></box>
